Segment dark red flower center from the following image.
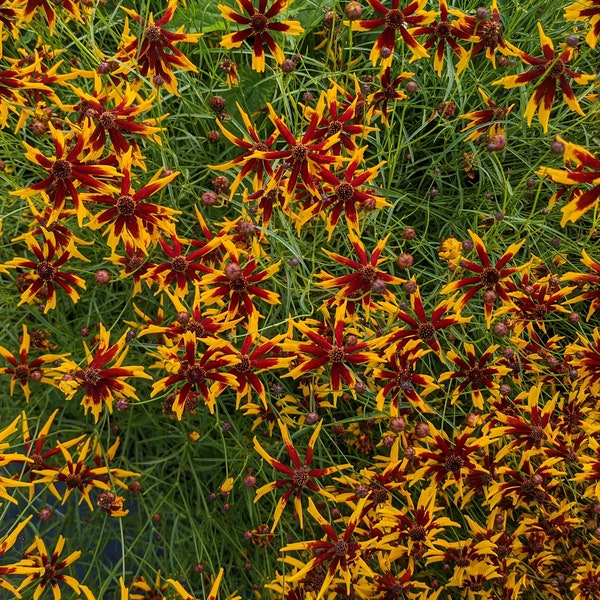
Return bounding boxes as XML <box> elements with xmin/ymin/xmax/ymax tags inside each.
<box><xmin>435</xmin><ymin>21</ymin><xmax>451</xmax><ymax>38</ymax></box>
<box><xmin>466</xmin><ymin>367</ymin><xmax>484</xmax><ymax>383</ymax></box>
<box><xmin>51</xmin><ymin>159</ymin><xmax>72</xmax><ymax>180</ymax></box>
<box><xmin>480</xmin><ymin>267</ymin><xmax>500</xmax><ymax>287</ymax></box>
<box><xmin>417</xmin><ymin>322</ymin><xmax>435</xmax><ymax>342</ymax></box>
<box><xmin>532</xmin><ymin>304</ymin><xmax>548</xmax><ymax>319</ymax></box>
<box><xmin>360</xmin><ymin>265</ymin><xmax>376</xmax><ymax>282</ymax></box>
<box><xmin>408</xmin><ymin>525</ymin><xmax>426</xmax><ymax>541</ymax></box>
<box><xmin>65</xmin><ymin>473</ymin><xmax>83</xmax><ymax>490</ymax></box>
<box><xmin>145</xmin><ymin>25</ymin><xmax>163</xmax><ymax>42</ymax></box>
<box><xmin>229</xmin><ymin>276</ymin><xmax>248</xmax><ymax>293</ymax></box>
<box><xmin>237</xmin><ymin>354</ymin><xmax>252</xmax><ymax>372</ymax></box>
<box><xmin>250</xmin><ymin>11</ymin><xmax>269</xmax><ymax>34</ymax></box>
<box><xmin>117</xmin><ymin>195</ymin><xmax>136</xmax><ymax>216</ymax></box>
<box><xmin>127</xmin><ymin>256</ymin><xmax>144</xmax><ymax>271</ymax></box>
<box><xmin>185</xmin><ymin>321</ymin><xmax>205</xmax><ymax>336</ymax></box>
<box><xmin>530</xmin><ymin>426</ymin><xmax>544</xmax><ymax>441</ymax></box>
<box><xmin>328</xmin><ymin>345</ymin><xmax>345</xmax><ymax>363</ymax></box>
<box><xmin>253</xmin><ymin>142</ymin><xmax>268</xmax><ymax>152</ymax></box>
<box><xmin>444</xmin><ymin>454</ymin><xmax>465</xmax><ymax>473</ymax></box>
<box><xmin>328</xmin><ymin>120</ymin><xmax>343</xmax><ymax>136</ymax></box>
<box><xmin>83</xmin><ymin>367</ymin><xmax>101</xmax><ymax>386</ymax></box>
<box><xmin>291</xmin><ymin>144</ymin><xmax>308</xmax><ymax>162</ymax></box>
<box><xmin>41</xmin><ymin>564</ymin><xmax>58</xmax><ymax>584</ymax></box>
<box><xmin>293</xmin><ymin>466</ymin><xmax>309</xmax><ymax>487</ymax></box>
<box><xmin>335</xmin><ymin>182</ymin><xmax>354</xmax><ymax>201</ymax></box>
<box><xmin>36</xmin><ymin>261</ymin><xmax>56</xmax><ymax>281</ymax></box>
<box><xmin>171</xmin><ymin>256</ymin><xmax>189</xmax><ymax>272</ymax></box>
<box><xmin>185</xmin><ymin>365</ymin><xmax>206</xmax><ymax>384</ymax></box>
<box><xmin>333</xmin><ymin>539</ymin><xmax>349</xmax><ymax>557</ymax></box>
<box><xmin>480</xmin><ymin>20</ymin><xmax>502</xmax><ymax>44</ymax></box>
<box><xmin>15</xmin><ymin>364</ymin><xmax>31</xmax><ymax>381</ymax></box>
<box><xmin>385</xmin><ymin>9</ymin><xmax>405</xmax><ymax>29</ymax></box>
<box><xmin>549</xmin><ymin>59</ymin><xmax>566</xmax><ymax>78</ymax></box>
<box><xmin>99</xmin><ymin>111</ymin><xmax>118</xmax><ymax>129</ymax></box>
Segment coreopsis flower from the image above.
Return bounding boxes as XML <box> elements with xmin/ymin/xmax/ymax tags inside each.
<box><xmin>209</xmin><ymin>102</ymin><xmax>279</xmax><ymax>198</ymax></box>
<box><xmin>459</xmin><ymin>88</ymin><xmax>514</xmax><ymax>142</ymax></box>
<box><xmin>0</xmin><ymin>517</ymin><xmax>43</xmax><ymax>597</ymax></box>
<box><xmin>139</xmin><ymin>285</ymin><xmax>234</xmax><ymax>343</ymax></box>
<box><xmin>373</xmin><ymin>567</ymin><xmax>441</xmax><ymax>600</ymax></box>
<box><xmin>493</xmin><ymin>384</ymin><xmax>558</xmax><ymax>461</ymax></box>
<box><xmin>562</xmin><ymin>250</ymin><xmax>600</xmax><ymax>320</ymax></box>
<box><xmin>564</xmin><ymin>1</ymin><xmax>600</xmax><ymax>49</ymax></box>
<box><xmin>0</xmin><ymin>325</ymin><xmax>68</xmax><ymax>402</ymax></box>
<box><xmin>16</xmin><ymin>0</ymin><xmax>82</xmax><ymax>35</ymax></box>
<box><xmin>0</xmin><ymin>60</ymin><xmax>51</xmax><ymax>128</ymax></box>
<box><xmin>151</xmin><ymin>331</ymin><xmax>240</xmax><ymax>419</ymax></box>
<box><xmin>12</xmin><ymin>201</ymin><xmax>92</xmax><ymax>253</ymax></box>
<box><xmin>84</xmin><ymin>149</ymin><xmax>180</xmax><ymax>253</ymax></box>
<box><xmin>255</xmin><ymin>103</ymin><xmax>342</xmax><ymax>195</ymax></box>
<box><xmin>412</xmin><ymin>424</ymin><xmax>494</xmax><ymax>498</ymax></box>
<box><xmin>315</xmin><ymin>229</ymin><xmax>404</xmax><ymax>315</ymax></box>
<box><xmin>499</xmin><ymin>275</ymin><xmax>574</xmax><ymax>335</ymax></box>
<box><xmin>568</xmin><ymin>328</ymin><xmax>600</xmax><ymax>396</ymax></box>
<box><xmin>537</xmin><ymin>138</ymin><xmax>600</xmax><ymax>225</ymax></box>
<box><xmin>7</xmin><ymin>46</ymin><xmax>78</xmax><ymax>113</ymax></box>
<box><xmin>143</xmin><ymin>235</ymin><xmax>222</xmax><ymax>296</ymax></box>
<box><xmin>571</xmin><ymin>563</ymin><xmax>600</xmax><ymax>600</ymax></box>
<box><xmin>2</xmin><ymin>236</ymin><xmax>87</xmax><ymax>312</ymax></box>
<box><xmin>199</xmin><ymin>252</ymin><xmax>281</xmax><ymax>322</ymax></box>
<box><xmin>227</xmin><ymin>329</ymin><xmax>293</xmax><ymax>407</ymax></box>
<box><xmin>409</xmin><ymin>0</ymin><xmax>471</xmax><ymax>76</ymax></box>
<box><xmin>254</xmin><ymin>420</ymin><xmax>351</xmax><ymax>529</ymax></box>
<box><xmin>300</xmin><ymin>147</ymin><xmax>388</xmax><ymax>239</ymax></box>
<box><xmin>71</xmin><ymin>82</ymin><xmax>164</xmax><ymax>155</ymax></box>
<box><xmin>13</xmin><ymin>409</ymin><xmax>84</xmax><ymax>498</ymax></box>
<box><xmin>439</xmin><ymin>229</ymin><xmax>526</xmax><ymax>327</ymax></box>
<box><xmin>218</xmin><ymin>0</ymin><xmax>304</xmax><ymax>73</ymax></box>
<box><xmin>454</xmin><ymin>0</ymin><xmax>509</xmax><ymax>67</ymax></box>
<box><xmin>11</xmin><ymin>122</ymin><xmax>120</xmax><ymax>225</ymax></box>
<box><xmin>351</xmin><ymin>0</ymin><xmax>435</xmax><ymax>66</ymax></box>
<box><xmin>108</xmin><ymin>243</ymin><xmax>157</xmax><ymax>296</ymax></box>
<box><xmin>18</xmin><ymin>536</ymin><xmax>95</xmax><ymax>599</ymax></box>
<box><xmin>367</xmin><ymin>67</ymin><xmax>413</xmax><ymax>125</ymax></box>
<box><xmin>282</xmin><ymin>302</ymin><xmax>382</xmax><ymax>392</ymax></box>
<box><xmin>369</xmin><ymin>339</ymin><xmax>438</xmax><ymax>415</ymax></box>
<box><xmin>281</xmin><ymin>496</ymin><xmax>374</xmax><ymax>599</ymax></box>
<box><xmin>439</xmin><ymin>343</ymin><xmax>511</xmax><ymax>410</ymax></box>
<box><xmin>492</xmin><ymin>22</ymin><xmax>595</xmax><ymax>132</ymax></box>
<box><xmin>0</xmin><ymin>416</ymin><xmax>35</xmax><ymax>505</ymax></box>
<box><xmin>33</xmin><ymin>435</ymin><xmax>139</xmax><ymax>510</ymax></box>
<box><xmin>488</xmin><ymin>454</ymin><xmax>565</xmax><ymax>509</ymax></box>
<box><xmin>378</xmin><ymin>484</ymin><xmax>459</xmax><ymax>562</ymax></box>
<box><xmin>304</xmin><ymin>87</ymin><xmax>378</xmax><ymax>156</ymax></box>
<box><xmin>60</xmin><ymin>322</ymin><xmax>152</xmax><ymax>421</ymax></box>
<box><xmin>384</xmin><ymin>284</ymin><xmax>471</xmax><ymax>355</ymax></box>
<box><xmin>118</xmin><ymin>0</ymin><xmax>202</xmax><ymax>95</ymax></box>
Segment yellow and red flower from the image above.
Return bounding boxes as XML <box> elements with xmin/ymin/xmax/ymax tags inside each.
<box><xmin>118</xmin><ymin>0</ymin><xmax>202</xmax><ymax>95</ymax></box>
<box><xmin>219</xmin><ymin>0</ymin><xmax>303</xmax><ymax>72</ymax></box>
<box><xmin>151</xmin><ymin>331</ymin><xmax>240</xmax><ymax>419</ymax></box>
<box><xmin>537</xmin><ymin>138</ymin><xmax>600</xmax><ymax>225</ymax></box>
<box><xmin>2</xmin><ymin>235</ymin><xmax>87</xmax><ymax>313</ymax></box>
<box><xmin>282</xmin><ymin>302</ymin><xmax>382</xmax><ymax>392</ymax></box>
<box><xmin>253</xmin><ymin>419</ymin><xmax>351</xmax><ymax>529</ymax></box>
<box><xmin>493</xmin><ymin>22</ymin><xmax>595</xmax><ymax>132</ymax></box>
<box><xmin>60</xmin><ymin>322</ymin><xmax>151</xmax><ymax>421</ymax></box>
<box><xmin>0</xmin><ymin>324</ymin><xmax>68</xmax><ymax>402</ymax></box>
<box><xmin>352</xmin><ymin>0</ymin><xmax>435</xmax><ymax>66</ymax></box>
<box><xmin>564</xmin><ymin>0</ymin><xmax>600</xmax><ymax>49</ymax></box>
